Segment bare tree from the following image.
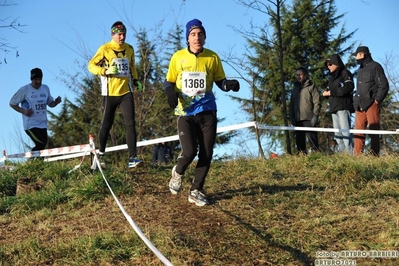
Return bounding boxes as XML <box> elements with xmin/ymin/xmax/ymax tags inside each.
<box><xmin>380</xmin><ymin>52</ymin><xmax>399</xmax><ymax>153</ymax></box>
<box><xmin>0</xmin><ymin>0</ymin><xmax>27</xmax><ymax>64</ymax></box>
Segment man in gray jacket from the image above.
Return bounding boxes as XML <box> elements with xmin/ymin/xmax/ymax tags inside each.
<box><xmin>289</xmin><ymin>66</ymin><xmax>321</xmax><ymax>154</ymax></box>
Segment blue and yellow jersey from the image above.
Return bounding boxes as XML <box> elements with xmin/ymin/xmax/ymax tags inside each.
<box><xmin>166</xmin><ymin>48</ymin><xmax>226</xmax><ymax>116</ymax></box>
<box><xmin>88</xmin><ymin>39</ymin><xmax>138</xmax><ymax>96</ymax></box>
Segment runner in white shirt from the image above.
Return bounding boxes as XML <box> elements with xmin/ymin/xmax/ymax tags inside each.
<box><xmin>10</xmin><ymin>68</ymin><xmax>61</xmax><ymax>152</ymax></box>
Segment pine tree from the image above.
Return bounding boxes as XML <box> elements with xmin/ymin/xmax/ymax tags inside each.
<box><xmin>233</xmin><ymin>0</ymin><xmax>356</xmax><ymax>154</ymax></box>
<box><xmin>47</xmin><ymin>66</ymin><xmax>104</xmax><ymax>149</ymax></box>
<box><xmin>133</xmin><ymin>27</ymin><xmax>179</xmax><ymax>156</ymax></box>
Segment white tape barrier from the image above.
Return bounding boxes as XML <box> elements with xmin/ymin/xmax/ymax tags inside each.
<box><xmin>67</xmin><ymin>149</ymin><xmax>93</xmax><ymax>174</ymax></box>
<box><xmin>88</xmin><ymin>138</ymin><xmax>173</xmax><ymax>266</ymax></box>
<box><xmin>2</xmin><ymin>121</ymin><xmax>398</xmax><ymax>163</ymax></box>
<box><xmin>98</xmin><ymin>121</ymin><xmax>257</xmax><ymax>154</ymax></box>
<box><xmin>3</xmin><ymin>122</ymin><xmax>256</xmax><ymax>162</ymax></box>
<box><xmin>4</xmin><ymin>144</ymin><xmax>91</xmax><ymax>159</ymax></box>
<box><xmin>256</xmin><ymin>125</ymin><xmax>399</xmax><ymax>135</ymax></box>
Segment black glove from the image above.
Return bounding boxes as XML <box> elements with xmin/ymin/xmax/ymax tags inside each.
<box><xmin>164</xmin><ymin>86</ymin><xmax>179</xmax><ymax>109</ymax></box>
<box><xmin>223</xmin><ymin>79</ymin><xmax>240</xmax><ymax>92</ymax></box>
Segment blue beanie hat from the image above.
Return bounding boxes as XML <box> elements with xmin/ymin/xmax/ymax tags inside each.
<box><xmin>185</xmin><ymin>19</ymin><xmax>206</xmax><ymax>40</ymax></box>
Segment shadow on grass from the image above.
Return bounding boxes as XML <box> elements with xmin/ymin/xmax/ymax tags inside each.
<box><xmin>211</xmin><ymin>183</ymin><xmax>325</xmax><ymax>201</ymax></box>
<box><xmin>210</xmin><ymin>184</ymin><xmax>325</xmax><ymax>265</ymax></box>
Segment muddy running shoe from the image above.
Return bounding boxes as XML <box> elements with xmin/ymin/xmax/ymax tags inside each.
<box><xmin>98</xmin><ymin>152</ymin><xmax>106</xmax><ymax>169</ymax></box>
<box><xmin>128</xmin><ymin>157</ymin><xmax>143</xmax><ymax>168</ymax></box>
<box><xmin>188</xmin><ymin>189</ymin><xmax>209</xmax><ymax>206</ymax></box>
<box><xmin>169</xmin><ymin>165</ymin><xmax>183</xmax><ymax>194</ymax></box>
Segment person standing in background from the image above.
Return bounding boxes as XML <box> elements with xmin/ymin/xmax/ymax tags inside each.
<box><xmin>88</xmin><ymin>21</ymin><xmax>143</xmax><ymax>168</ymax></box>
<box><xmin>352</xmin><ymin>46</ymin><xmax>389</xmax><ymax>156</ymax></box>
<box><xmin>289</xmin><ymin>66</ymin><xmax>321</xmax><ymax>154</ymax></box>
<box><xmin>323</xmin><ymin>54</ymin><xmax>355</xmax><ymax>154</ymax></box>
<box><xmin>10</xmin><ymin>68</ymin><xmax>61</xmax><ymax>153</ymax></box>
<box><xmin>152</xmin><ymin>142</ymin><xmax>173</xmax><ymax>165</ymax></box>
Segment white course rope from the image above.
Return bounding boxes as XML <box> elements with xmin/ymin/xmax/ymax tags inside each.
<box><xmin>1</xmin><ymin>121</ymin><xmax>397</xmax><ymax>163</ymax></box>
<box><xmin>4</xmin><ymin>143</ymin><xmax>91</xmax><ymax>159</ymax></box>
<box><xmin>0</xmin><ymin>122</ymin><xmax>256</xmax><ymax>162</ymax></box>
<box><xmin>256</xmin><ymin>124</ymin><xmax>399</xmax><ymax>135</ymax></box>
<box><xmin>88</xmin><ymin>136</ymin><xmax>174</xmax><ymax>266</ymax></box>
<box><xmin>94</xmin><ymin>121</ymin><xmax>257</xmax><ymax>154</ymax></box>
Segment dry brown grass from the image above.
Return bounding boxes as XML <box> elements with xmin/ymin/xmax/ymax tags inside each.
<box><xmin>1</xmin><ymin>154</ymin><xmax>399</xmax><ymax>265</ymax></box>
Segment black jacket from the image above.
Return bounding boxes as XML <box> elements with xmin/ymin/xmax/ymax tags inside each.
<box><xmin>326</xmin><ymin>54</ymin><xmax>355</xmax><ymax>113</ymax></box>
<box><xmin>353</xmin><ymin>55</ymin><xmax>389</xmax><ymax>111</ymax></box>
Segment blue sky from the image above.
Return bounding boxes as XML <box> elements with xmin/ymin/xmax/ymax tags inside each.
<box><xmin>1</xmin><ymin>0</ymin><xmax>398</xmax><ymax>158</ymax></box>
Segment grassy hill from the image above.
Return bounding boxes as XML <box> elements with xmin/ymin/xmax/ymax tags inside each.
<box><xmin>1</xmin><ymin>153</ymin><xmax>399</xmax><ymax>265</ymax></box>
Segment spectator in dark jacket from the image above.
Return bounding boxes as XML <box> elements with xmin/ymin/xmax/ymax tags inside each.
<box><xmin>152</xmin><ymin>142</ymin><xmax>173</xmax><ymax>165</ymax></box>
<box><xmin>289</xmin><ymin>67</ymin><xmax>321</xmax><ymax>154</ymax></box>
<box><xmin>322</xmin><ymin>54</ymin><xmax>355</xmax><ymax>154</ymax></box>
<box><xmin>353</xmin><ymin>46</ymin><xmax>389</xmax><ymax>156</ymax></box>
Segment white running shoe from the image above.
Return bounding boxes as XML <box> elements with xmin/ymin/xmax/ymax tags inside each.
<box><xmin>169</xmin><ymin>165</ymin><xmax>183</xmax><ymax>194</ymax></box>
<box><xmin>188</xmin><ymin>189</ymin><xmax>209</xmax><ymax>206</ymax></box>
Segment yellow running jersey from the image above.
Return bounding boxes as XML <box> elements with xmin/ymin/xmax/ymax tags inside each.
<box><xmin>166</xmin><ymin>48</ymin><xmax>226</xmax><ymax>116</ymax></box>
<box><xmin>88</xmin><ymin>39</ymin><xmax>138</xmax><ymax>96</ymax></box>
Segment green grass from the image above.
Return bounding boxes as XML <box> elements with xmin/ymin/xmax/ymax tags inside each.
<box><xmin>1</xmin><ymin>154</ymin><xmax>399</xmax><ymax>265</ymax></box>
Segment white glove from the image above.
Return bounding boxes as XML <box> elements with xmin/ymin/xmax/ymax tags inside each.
<box><xmin>310</xmin><ymin>116</ymin><xmax>318</xmax><ymax>127</ymax></box>
<box><xmin>105</xmin><ymin>65</ymin><xmax>118</xmax><ymax>75</ymax></box>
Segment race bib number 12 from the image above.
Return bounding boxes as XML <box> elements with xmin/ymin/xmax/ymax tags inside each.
<box><xmin>182</xmin><ymin>72</ymin><xmax>206</xmax><ymax>96</ymax></box>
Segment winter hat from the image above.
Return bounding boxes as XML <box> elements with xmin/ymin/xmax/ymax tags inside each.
<box><xmin>185</xmin><ymin>19</ymin><xmax>206</xmax><ymax>40</ymax></box>
<box><xmin>325</xmin><ymin>57</ymin><xmax>332</xmax><ymax>66</ymax></box>
<box><xmin>111</xmin><ymin>21</ymin><xmax>126</xmax><ymax>36</ymax></box>
<box><xmin>30</xmin><ymin>68</ymin><xmax>43</xmax><ymax>80</ymax></box>
<box><xmin>325</xmin><ymin>54</ymin><xmax>339</xmax><ymax>67</ymax></box>
<box><xmin>353</xmin><ymin>46</ymin><xmax>370</xmax><ymax>55</ymax></box>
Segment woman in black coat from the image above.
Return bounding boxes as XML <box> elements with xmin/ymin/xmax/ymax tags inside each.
<box><xmin>322</xmin><ymin>54</ymin><xmax>355</xmax><ymax>154</ymax></box>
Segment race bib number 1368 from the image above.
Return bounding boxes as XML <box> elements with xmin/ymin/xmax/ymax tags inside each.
<box><xmin>182</xmin><ymin>72</ymin><xmax>206</xmax><ymax>96</ymax></box>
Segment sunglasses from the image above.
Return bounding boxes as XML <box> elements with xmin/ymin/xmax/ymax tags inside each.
<box><xmin>326</xmin><ymin>63</ymin><xmax>333</xmax><ymax>67</ymax></box>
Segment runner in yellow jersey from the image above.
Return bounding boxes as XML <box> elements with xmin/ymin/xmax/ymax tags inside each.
<box><xmin>164</xmin><ymin>19</ymin><xmax>240</xmax><ymax>206</ymax></box>
<box><xmin>88</xmin><ymin>21</ymin><xmax>143</xmax><ymax>168</ymax></box>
